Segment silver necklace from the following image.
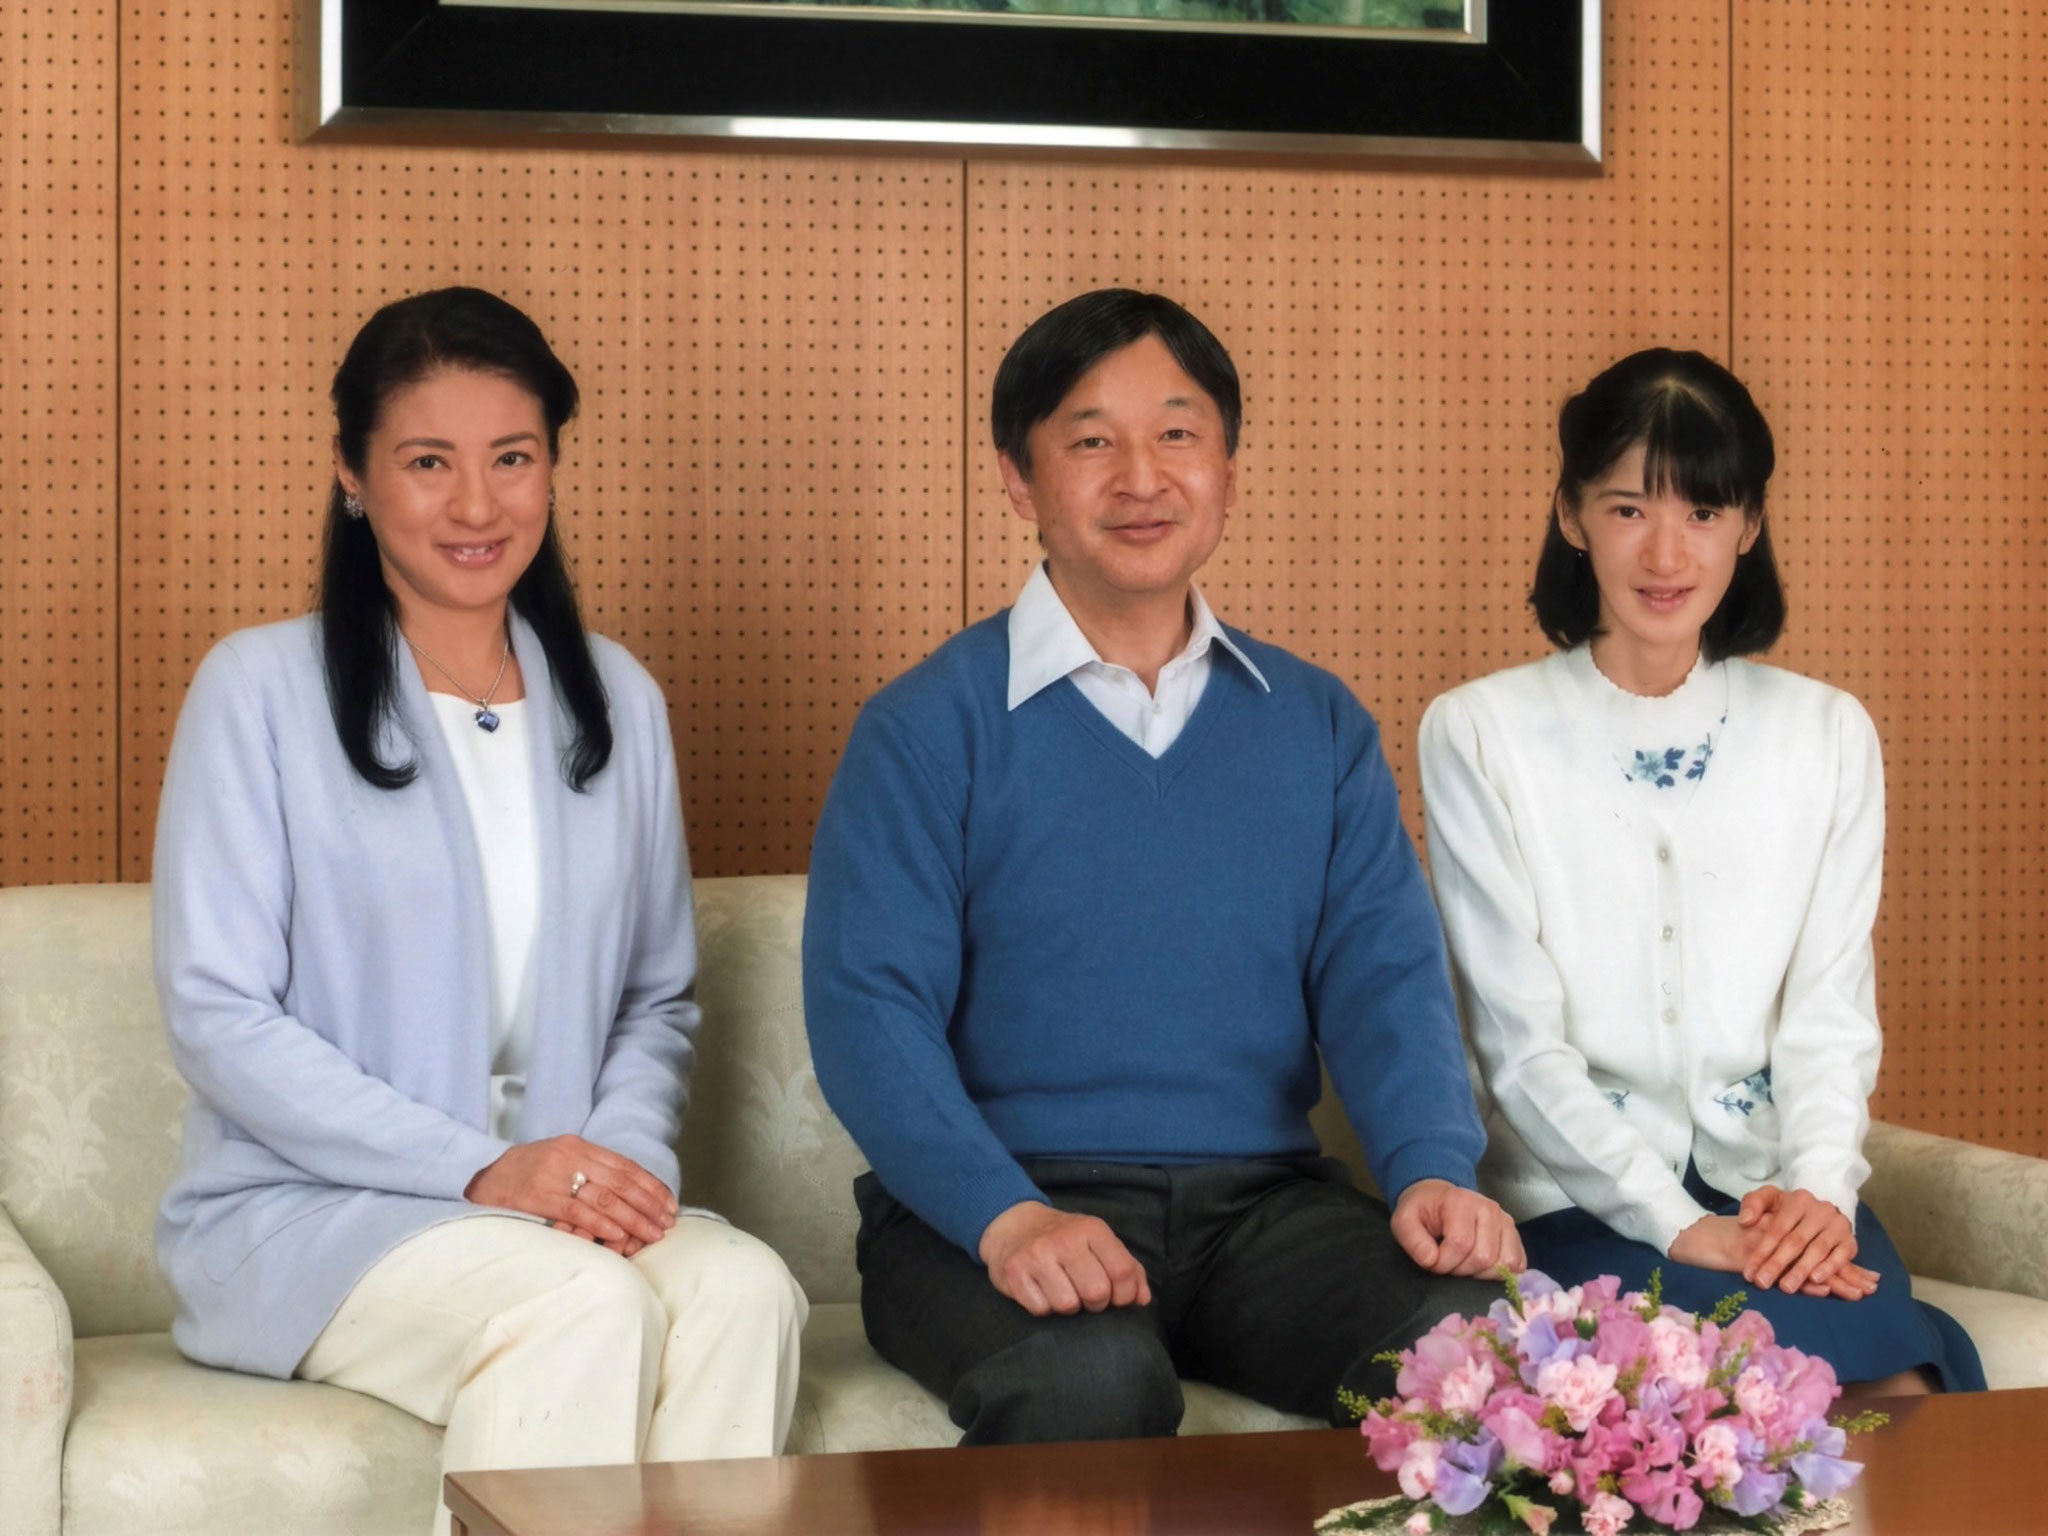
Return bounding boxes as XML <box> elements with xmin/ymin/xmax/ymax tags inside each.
<box><xmin>405</xmin><ymin>630</ymin><xmax>512</xmax><ymax>732</ymax></box>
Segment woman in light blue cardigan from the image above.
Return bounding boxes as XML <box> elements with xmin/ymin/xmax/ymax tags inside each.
<box><xmin>153</xmin><ymin>288</ymin><xmax>805</xmax><ymax>1533</ymax></box>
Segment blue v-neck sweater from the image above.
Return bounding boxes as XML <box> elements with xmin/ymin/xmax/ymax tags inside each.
<box><xmin>803</xmin><ymin>613</ymin><xmax>1484</xmax><ymax>1256</ymax></box>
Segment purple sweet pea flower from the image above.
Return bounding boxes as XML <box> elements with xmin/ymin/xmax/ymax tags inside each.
<box><xmin>1431</xmin><ymin>1434</ymin><xmax>1503</xmax><ymax>1517</ymax></box>
<box><xmin>1515</xmin><ymin>1313</ymin><xmax>1588</xmax><ymax>1384</ymax></box>
<box><xmin>1788</xmin><ymin>1422</ymin><xmax>1860</xmax><ymax>1500</ymax></box>
<box><xmin>1726</xmin><ymin>1462</ymin><xmax>1791</xmax><ymax>1517</ymax></box>
<box><xmin>1716</xmin><ymin>1424</ymin><xmax>1789</xmax><ymax>1518</ymax></box>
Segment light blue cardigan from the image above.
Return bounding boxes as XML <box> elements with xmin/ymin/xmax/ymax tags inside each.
<box><xmin>152</xmin><ymin>614</ymin><xmax>698</xmax><ymax>1377</ymax></box>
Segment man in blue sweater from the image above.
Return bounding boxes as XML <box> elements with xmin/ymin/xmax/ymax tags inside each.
<box><xmin>803</xmin><ymin>289</ymin><xmax>1521</xmax><ymax>1445</ymax></box>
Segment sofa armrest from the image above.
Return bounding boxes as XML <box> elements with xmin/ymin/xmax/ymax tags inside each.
<box><xmin>0</xmin><ymin>1202</ymin><xmax>71</xmax><ymax>1536</ymax></box>
<box><xmin>1862</xmin><ymin>1121</ymin><xmax>2048</xmax><ymax>1302</ymax></box>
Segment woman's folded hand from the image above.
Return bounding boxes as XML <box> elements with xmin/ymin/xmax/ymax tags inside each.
<box><xmin>1736</xmin><ymin>1185</ymin><xmax>1877</xmax><ymax>1300</ymax></box>
<box><xmin>465</xmin><ymin>1135</ymin><xmax>679</xmax><ymax>1255</ymax></box>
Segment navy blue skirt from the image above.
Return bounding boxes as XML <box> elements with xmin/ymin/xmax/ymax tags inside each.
<box><xmin>1519</xmin><ymin>1169</ymin><xmax>1986</xmax><ymax>1392</ymax></box>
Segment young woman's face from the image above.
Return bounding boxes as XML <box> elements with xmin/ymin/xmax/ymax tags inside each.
<box><xmin>1560</xmin><ymin>441</ymin><xmax>1760</xmax><ymax>673</ymax></box>
<box><xmin>335</xmin><ymin>366</ymin><xmax>553</xmax><ymax>632</ymax></box>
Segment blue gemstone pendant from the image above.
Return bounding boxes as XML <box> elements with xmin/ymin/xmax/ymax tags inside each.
<box><xmin>474</xmin><ymin>707</ymin><xmax>501</xmax><ymax>733</ymax></box>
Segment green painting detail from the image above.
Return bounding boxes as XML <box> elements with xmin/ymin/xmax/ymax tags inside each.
<box><xmin>709</xmin><ymin>0</ymin><xmax>1462</xmax><ymax>30</ymax></box>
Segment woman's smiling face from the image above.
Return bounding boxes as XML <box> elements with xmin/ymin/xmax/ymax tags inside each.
<box><xmin>1560</xmin><ymin>441</ymin><xmax>1760</xmax><ymax>689</ymax></box>
<box><xmin>335</xmin><ymin>366</ymin><xmax>553</xmax><ymax>632</ymax></box>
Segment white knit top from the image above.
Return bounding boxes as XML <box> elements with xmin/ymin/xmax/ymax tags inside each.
<box><xmin>428</xmin><ymin>693</ymin><xmax>540</xmax><ymax>1142</ymax></box>
<box><xmin>1418</xmin><ymin>647</ymin><xmax>1883</xmax><ymax>1257</ymax></box>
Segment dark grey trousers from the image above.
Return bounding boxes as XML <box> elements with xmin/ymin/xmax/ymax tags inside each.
<box><xmin>855</xmin><ymin>1156</ymin><xmax>1502</xmax><ymax>1445</ymax></box>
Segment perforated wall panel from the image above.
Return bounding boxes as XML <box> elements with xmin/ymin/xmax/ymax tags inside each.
<box><xmin>6</xmin><ymin>1</ymin><xmax>2042</xmax><ymax>1155</ymax></box>
<box><xmin>1735</xmin><ymin>1</ymin><xmax>2048</xmax><ymax>1150</ymax></box>
<box><xmin>116</xmin><ymin>5</ymin><xmax>963</xmax><ymax>879</ymax></box>
<box><xmin>1</xmin><ymin>0</ymin><xmax>117</xmax><ymax>883</ymax></box>
<box><xmin>967</xmin><ymin>2</ymin><xmax>1730</xmax><ymax>846</ymax></box>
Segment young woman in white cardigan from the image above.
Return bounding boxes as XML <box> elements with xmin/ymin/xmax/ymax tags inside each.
<box><xmin>1419</xmin><ymin>348</ymin><xmax>1982</xmax><ymax>1392</ymax></box>
<box><xmin>153</xmin><ymin>288</ymin><xmax>806</xmax><ymax>1534</ymax></box>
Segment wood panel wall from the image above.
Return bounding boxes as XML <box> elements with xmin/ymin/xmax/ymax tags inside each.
<box><xmin>1</xmin><ymin>0</ymin><xmax>117</xmax><ymax>881</ymax></box>
<box><xmin>1735</xmin><ymin>2</ymin><xmax>2048</xmax><ymax>1151</ymax></box>
<box><xmin>3</xmin><ymin>1</ymin><xmax>2042</xmax><ymax>1154</ymax></box>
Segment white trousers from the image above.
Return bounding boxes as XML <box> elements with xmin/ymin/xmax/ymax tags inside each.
<box><xmin>297</xmin><ymin>1213</ymin><xmax>808</xmax><ymax>1536</ymax></box>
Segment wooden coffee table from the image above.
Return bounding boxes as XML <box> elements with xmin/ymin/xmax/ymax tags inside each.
<box><xmin>447</xmin><ymin>1385</ymin><xmax>2047</xmax><ymax>1536</ymax></box>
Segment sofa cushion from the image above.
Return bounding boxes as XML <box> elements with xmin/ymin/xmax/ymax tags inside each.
<box><xmin>1909</xmin><ymin>1277</ymin><xmax>2048</xmax><ymax>1391</ymax></box>
<box><xmin>0</xmin><ymin>886</ymin><xmax>184</xmax><ymax>1339</ymax></box>
<box><xmin>64</xmin><ymin>1334</ymin><xmax>439</xmax><ymax>1536</ymax></box>
<box><xmin>682</xmin><ymin>876</ymin><xmax>867</xmax><ymax>1307</ymax></box>
<box><xmin>786</xmin><ymin>1301</ymin><xmax>1320</xmax><ymax>1454</ymax></box>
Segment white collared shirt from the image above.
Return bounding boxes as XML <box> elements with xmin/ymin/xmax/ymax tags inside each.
<box><xmin>1006</xmin><ymin>563</ymin><xmax>1269</xmax><ymax>756</ymax></box>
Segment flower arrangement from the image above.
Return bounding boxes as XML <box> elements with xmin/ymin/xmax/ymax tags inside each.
<box><xmin>1318</xmin><ymin>1270</ymin><xmax>1888</xmax><ymax>1536</ymax></box>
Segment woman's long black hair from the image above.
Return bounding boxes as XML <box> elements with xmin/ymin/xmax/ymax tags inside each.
<box><xmin>322</xmin><ymin>286</ymin><xmax>612</xmax><ymax>791</ymax></box>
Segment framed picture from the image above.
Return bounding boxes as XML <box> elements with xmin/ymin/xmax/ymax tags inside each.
<box><xmin>295</xmin><ymin>0</ymin><xmax>1598</xmax><ymax>165</ymax></box>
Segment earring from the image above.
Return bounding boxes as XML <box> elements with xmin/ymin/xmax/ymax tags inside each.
<box><xmin>342</xmin><ymin>492</ymin><xmax>365</xmax><ymax>519</ymax></box>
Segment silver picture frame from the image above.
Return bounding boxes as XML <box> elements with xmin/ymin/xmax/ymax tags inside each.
<box><xmin>295</xmin><ymin>0</ymin><xmax>1599</xmax><ymax>166</ymax></box>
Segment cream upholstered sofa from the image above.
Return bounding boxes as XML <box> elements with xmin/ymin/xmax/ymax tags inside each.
<box><xmin>6</xmin><ymin>877</ymin><xmax>2048</xmax><ymax>1535</ymax></box>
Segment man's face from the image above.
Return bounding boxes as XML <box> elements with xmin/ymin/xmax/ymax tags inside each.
<box><xmin>999</xmin><ymin>333</ymin><xmax>1236</xmax><ymax>616</ymax></box>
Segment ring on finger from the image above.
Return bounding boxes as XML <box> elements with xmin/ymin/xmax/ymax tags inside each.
<box><xmin>570</xmin><ymin>1170</ymin><xmax>588</xmax><ymax>1198</ymax></box>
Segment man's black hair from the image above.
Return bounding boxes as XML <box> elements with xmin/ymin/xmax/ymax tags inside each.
<box><xmin>992</xmin><ymin>289</ymin><xmax>1241</xmax><ymax>476</ymax></box>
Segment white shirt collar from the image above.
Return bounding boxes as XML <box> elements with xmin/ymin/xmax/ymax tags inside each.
<box><xmin>1005</xmin><ymin>562</ymin><xmax>1269</xmax><ymax>710</ymax></box>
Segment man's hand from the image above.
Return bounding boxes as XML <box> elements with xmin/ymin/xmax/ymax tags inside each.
<box><xmin>1391</xmin><ymin>1179</ymin><xmax>1524</xmax><ymax>1277</ymax></box>
<box><xmin>978</xmin><ymin>1201</ymin><xmax>1152</xmax><ymax>1317</ymax></box>
<box><xmin>1736</xmin><ymin>1186</ymin><xmax>1877</xmax><ymax>1298</ymax></box>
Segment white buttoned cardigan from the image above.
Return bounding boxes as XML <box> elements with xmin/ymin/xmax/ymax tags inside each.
<box><xmin>1418</xmin><ymin>648</ymin><xmax>1883</xmax><ymax>1258</ymax></box>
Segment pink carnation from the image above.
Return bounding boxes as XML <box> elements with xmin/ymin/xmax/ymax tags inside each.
<box><xmin>1582</xmin><ymin>1491</ymin><xmax>1636</xmax><ymax>1536</ymax></box>
<box><xmin>1439</xmin><ymin>1353</ymin><xmax>1498</xmax><ymax>1417</ymax></box>
<box><xmin>1732</xmin><ymin>1364</ymin><xmax>1782</xmax><ymax>1428</ymax></box>
<box><xmin>1688</xmin><ymin>1421</ymin><xmax>1741</xmax><ymax>1493</ymax></box>
<box><xmin>1535</xmin><ymin>1355</ymin><xmax>1620</xmax><ymax>1433</ymax></box>
<box><xmin>1645</xmin><ymin>1316</ymin><xmax>1710</xmax><ymax>1391</ymax></box>
<box><xmin>1404</xmin><ymin>1510</ymin><xmax>1434</xmax><ymax>1536</ymax></box>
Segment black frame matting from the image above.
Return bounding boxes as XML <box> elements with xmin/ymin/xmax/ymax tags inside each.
<box><xmin>296</xmin><ymin>0</ymin><xmax>1598</xmax><ymax>163</ymax></box>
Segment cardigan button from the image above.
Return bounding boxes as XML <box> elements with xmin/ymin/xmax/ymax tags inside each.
<box><xmin>1656</xmin><ymin>845</ymin><xmax>1671</xmax><ymax>862</ymax></box>
<box><xmin>1661</xmin><ymin>1007</ymin><xmax>1679</xmax><ymax>1025</ymax></box>
<box><xmin>1661</xmin><ymin>925</ymin><xmax>1675</xmax><ymax>941</ymax></box>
